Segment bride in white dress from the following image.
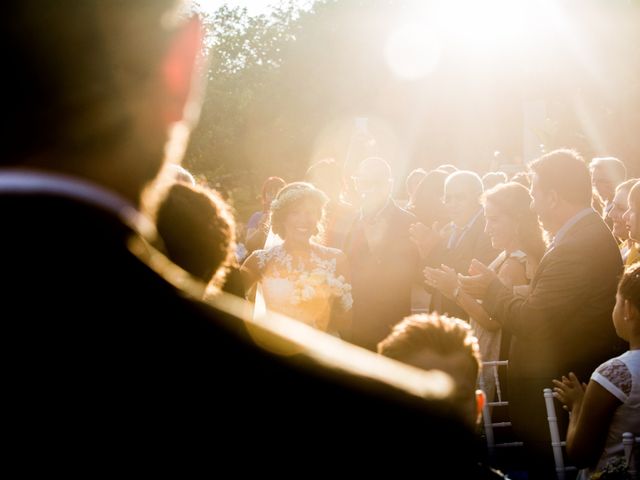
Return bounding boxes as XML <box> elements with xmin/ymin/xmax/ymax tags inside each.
<box><xmin>241</xmin><ymin>182</ymin><xmax>353</xmax><ymax>335</ymax></box>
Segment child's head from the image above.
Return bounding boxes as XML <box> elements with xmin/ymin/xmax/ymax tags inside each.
<box><xmin>613</xmin><ymin>262</ymin><xmax>640</xmax><ymax>342</ymax></box>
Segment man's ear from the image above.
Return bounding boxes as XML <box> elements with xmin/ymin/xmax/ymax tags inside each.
<box><xmin>160</xmin><ymin>16</ymin><xmax>203</xmax><ymax>125</ymax></box>
<box><xmin>475</xmin><ymin>389</ymin><xmax>486</xmax><ymax>425</ymax></box>
<box><xmin>625</xmin><ymin>299</ymin><xmax>639</xmax><ymax>323</ymax></box>
<box><xmin>548</xmin><ymin>189</ymin><xmax>559</xmax><ymax>209</ymax></box>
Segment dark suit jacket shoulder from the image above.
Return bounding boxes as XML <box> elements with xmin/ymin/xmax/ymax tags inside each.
<box><xmin>1</xmin><ymin>190</ymin><xmax>477</xmax><ymax>474</ymax></box>
<box><xmin>484</xmin><ymin>211</ymin><xmax>625</xmax><ymax>378</ymax></box>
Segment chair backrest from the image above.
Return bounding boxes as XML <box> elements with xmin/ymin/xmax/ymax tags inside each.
<box><xmin>623</xmin><ymin>432</ymin><xmax>640</xmax><ymax>477</ymax></box>
<box><xmin>543</xmin><ymin>388</ymin><xmax>577</xmax><ymax>480</ymax></box>
<box><xmin>480</xmin><ymin>360</ymin><xmax>523</xmax><ymax>455</ymax></box>
<box><xmin>544</xmin><ymin>388</ymin><xmax>638</xmax><ymax>479</ymax></box>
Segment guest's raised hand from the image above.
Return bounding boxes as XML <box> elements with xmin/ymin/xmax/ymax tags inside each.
<box><xmin>552</xmin><ymin>372</ymin><xmax>586</xmax><ymax>412</ymax></box>
<box><xmin>458</xmin><ymin>259</ymin><xmax>497</xmax><ymax>299</ymax></box>
<box><xmin>424</xmin><ymin>265</ymin><xmax>458</xmax><ymax>299</ymax></box>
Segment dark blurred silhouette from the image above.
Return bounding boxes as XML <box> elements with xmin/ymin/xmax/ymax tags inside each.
<box><xmin>156</xmin><ymin>182</ymin><xmax>236</xmax><ymax>290</ymax></box>
<box><xmin>0</xmin><ymin>1</ymin><xmax>477</xmax><ymax>475</ymax></box>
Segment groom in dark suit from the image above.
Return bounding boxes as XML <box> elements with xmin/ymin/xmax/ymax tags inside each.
<box><xmin>461</xmin><ymin>149</ymin><xmax>625</xmax><ymax>478</ymax></box>
<box><xmin>344</xmin><ymin>158</ymin><xmax>419</xmax><ymax>351</ymax></box>
<box><xmin>1</xmin><ymin>1</ymin><xmax>477</xmax><ymax>476</ymax></box>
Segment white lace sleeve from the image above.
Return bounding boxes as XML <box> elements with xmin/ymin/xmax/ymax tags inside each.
<box><xmin>591</xmin><ymin>358</ymin><xmax>632</xmax><ymax>403</ymax></box>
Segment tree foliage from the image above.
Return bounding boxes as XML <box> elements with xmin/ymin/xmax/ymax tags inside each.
<box><xmin>185</xmin><ymin>0</ymin><xmax>640</xmax><ymax>218</ymax></box>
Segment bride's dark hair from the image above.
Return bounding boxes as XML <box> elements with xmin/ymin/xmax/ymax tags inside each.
<box><xmin>270</xmin><ymin>182</ymin><xmax>328</xmax><ymax>239</ymax></box>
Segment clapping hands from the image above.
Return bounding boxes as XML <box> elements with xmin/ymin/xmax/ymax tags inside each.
<box><xmin>552</xmin><ymin>372</ymin><xmax>587</xmax><ymax>412</ymax></box>
<box><xmin>424</xmin><ymin>264</ymin><xmax>459</xmax><ymax>299</ymax></box>
<box><xmin>458</xmin><ymin>259</ymin><xmax>498</xmax><ymax>299</ymax></box>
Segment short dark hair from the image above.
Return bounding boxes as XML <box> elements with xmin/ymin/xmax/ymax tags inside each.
<box><xmin>529</xmin><ymin>149</ymin><xmax>592</xmax><ymax>207</ymax></box>
<box><xmin>2</xmin><ymin>1</ymin><xmax>181</xmax><ymax>164</ymax></box>
<box><xmin>589</xmin><ymin>157</ymin><xmax>627</xmax><ymax>183</ymax></box>
<box><xmin>270</xmin><ymin>182</ymin><xmax>328</xmax><ymax>239</ymax></box>
<box><xmin>410</xmin><ymin>169</ymin><xmax>448</xmax><ymax>223</ymax></box>
<box><xmin>482</xmin><ymin>171</ymin><xmax>507</xmax><ymax>191</ymax></box>
<box><xmin>445</xmin><ymin>171</ymin><xmax>484</xmax><ymax>202</ymax></box>
<box><xmin>378</xmin><ymin>313</ymin><xmax>480</xmax><ymax>388</ymax></box>
<box><xmin>156</xmin><ymin>182</ymin><xmax>236</xmax><ymax>286</ymax></box>
<box><xmin>436</xmin><ymin>164</ymin><xmax>458</xmax><ymax>174</ymax></box>
<box><xmin>620</xmin><ymin>262</ymin><xmax>640</xmax><ymax>312</ymax></box>
<box><xmin>261</xmin><ymin>177</ymin><xmax>286</xmax><ymax>208</ymax></box>
<box><xmin>510</xmin><ymin>172</ymin><xmax>531</xmax><ymax>188</ymax></box>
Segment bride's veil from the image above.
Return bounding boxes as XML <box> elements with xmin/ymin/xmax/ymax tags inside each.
<box><xmin>253</xmin><ymin>228</ymin><xmax>283</xmax><ymax>319</ymax></box>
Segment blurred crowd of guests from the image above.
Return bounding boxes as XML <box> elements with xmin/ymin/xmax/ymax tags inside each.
<box><xmin>3</xmin><ymin>2</ymin><xmax>638</xmax><ymax>479</ymax></box>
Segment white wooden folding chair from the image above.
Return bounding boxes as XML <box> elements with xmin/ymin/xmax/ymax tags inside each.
<box><xmin>480</xmin><ymin>360</ymin><xmax>523</xmax><ymax>455</ymax></box>
<box><xmin>543</xmin><ymin>388</ymin><xmax>577</xmax><ymax>480</ymax></box>
<box><xmin>623</xmin><ymin>432</ymin><xmax>640</xmax><ymax>477</ymax></box>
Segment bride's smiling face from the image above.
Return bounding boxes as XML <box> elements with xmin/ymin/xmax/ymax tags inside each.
<box><xmin>283</xmin><ymin>198</ymin><xmax>321</xmax><ymax>243</ymax></box>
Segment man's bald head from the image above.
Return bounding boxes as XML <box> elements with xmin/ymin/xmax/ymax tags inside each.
<box><xmin>444</xmin><ymin>171</ymin><xmax>484</xmax><ymax>226</ymax></box>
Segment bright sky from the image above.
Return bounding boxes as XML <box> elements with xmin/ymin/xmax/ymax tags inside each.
<box><xmin>197</xmin><ymin>0</ymin><xmax>276</xmax><ymax>15</ymax></box>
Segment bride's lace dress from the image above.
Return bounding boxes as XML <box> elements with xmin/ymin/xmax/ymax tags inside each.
<box><xmin>255</xmin><ymin>244</ymin><xmax>352</xmax><ymax>331</ymax></box>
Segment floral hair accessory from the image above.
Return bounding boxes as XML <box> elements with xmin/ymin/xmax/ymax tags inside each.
<box><xmin>270</xmin><ymin>182</ymin><xmax>328</xmax><ymax>214</ymax></box>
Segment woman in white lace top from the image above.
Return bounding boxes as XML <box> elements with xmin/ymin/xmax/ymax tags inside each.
<box><xmin>554</xmin><ymin>262</ymin><xmax>640</xmax><ymax>477</ymax></box>
<box><xmin>241</xmin><ymin>182</ymin><xmax>353</xmax><ymax>335</ymax></box>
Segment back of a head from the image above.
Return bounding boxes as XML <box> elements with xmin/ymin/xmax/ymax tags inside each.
<box><xmin>510</xmin><ymin>171</ymin><xmax>531</xmax><ymax>189</ymax></box>
<box><xmin>3</xmin><ymin>1</ymin><xmax>180</xmax><ymax>162</ymax></box>
<box><xmin>616</xmin><ymin>178</ymin><xmax>638</xmax><ymax>197</ymax></box>
<box><xmin>445</xmin><ymin>170</ymin><xmax>484</xmax><ymax>201</ymax></box>
<box><xmin>378</xmin><ymin>313</ymin><xmax>479</xmax><ymax>380</ymax></box>
<box><xmin>378</xmin><ymin>313</ymin><xmax>480</xmax><ymax>425</ymax></box>
<box><xmin>261</xmin><ymin>176</ymin><xmax>286</xmax><ymax>207</ymax></box>
<box><xmin>590</xmin><ymin>157</ymin><xmax>627</xmax><ymax>183</ymax></box>
<box><xmin>413</xmin><ymin>170</ymin><xmax>448</xmax><ymax>201</ymax></box>
<box><xmin>405</xmin><ymin>168</ymin><xmax>427</xmax><ymax>192</ymax></box>
<box><xmin>482</xmin><ymin>171</ymin><xmax>507</xmax><ymax>191</ymax></box>
<box><xmin>529</xmin><ymin>149</ymin><xmax>592</xmax><ymax>207</ymax></box>
<box><xmin>436</xmin><ymin>164</ymin><xmax>458</xmax><ymax>174</ymax></box>
<box><xmin>156</xmin><ymin>182</ymin><xmax>236</xmax><ymax>285</ymax></box>
<box><xmin>411</xmin><ymin>170</ymin><xmax>448</xmax><ymax>222</ymax></box>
